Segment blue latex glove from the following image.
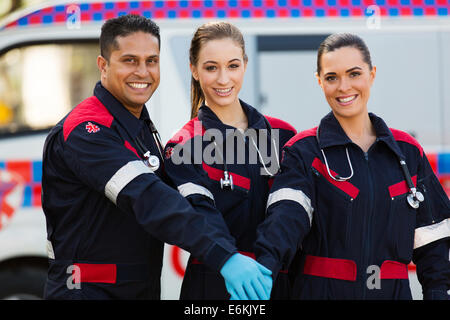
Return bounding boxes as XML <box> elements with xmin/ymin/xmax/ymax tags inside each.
<box><xmin>220</xmin><ymin>253</ymin><xmax>273</xmax><ymax>300</ymax></box>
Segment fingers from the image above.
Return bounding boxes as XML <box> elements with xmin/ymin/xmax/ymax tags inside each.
<box><xmin>227</xmin><ymin>286</ymin><xmax>239</xmax><ymax>300</ymax></box>
<box><xmin>241</xmin><ymin>268</ymin><xmax>272</xmax><ymax>300</ymax></box>
<box><xmin>256</xmin><ymin>262</ymin><xmax>272</xmax><ymax>276</ymax></box>
<box><xmin>225</xmin><ymin>281</ymin><xmax>245</xmax><ymax>300</ymax></box>
<box><xmin>221</xmin><ymin>254</ymin><xmax>273</xmax><ymax>300</ymax></box>
<box><xmin>229</xmin><ymin>279</ymin><xmax>268</xmax><ymax>300</ymax></box>
<box><xmin>254</xmin><ymin>261</ymin><xmax>273</xmax><ymax>299</ymax></box>
<box><xmin>234</xmin><ymin>281</ymin><xmax>249</xmax><ymax>300</ymax></box>
<box><xmin>249</xmin><ymin>277</ymin><xmax>269</xmax><ymax>300</ymax></box>
<box><xmin>260</xmin><ymin>273</ymin><xmax>273</xmax><ymax>299</ymax></box>
<box><xmin>243</xmin><ymin>280</ymin><xmax>260</xmax><ymax>300</ymax></box>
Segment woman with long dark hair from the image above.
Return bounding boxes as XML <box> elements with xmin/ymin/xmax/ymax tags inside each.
<box><xmin>255</xmin><ymin>33</ymin><xmax>450</xmax><ymax>300</ymax></box>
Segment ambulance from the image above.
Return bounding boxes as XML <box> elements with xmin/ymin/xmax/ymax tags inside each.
<box><xmin>0</xmin><ymin>0</ymin><xmax>449</xmax><ymax>299</ymax></box>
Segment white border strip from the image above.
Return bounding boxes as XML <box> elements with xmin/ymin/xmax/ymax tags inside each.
<box><xmin>105</xmin><ymin>160</ymin><xmax>153</xmax><ymax>205</ymax></box>
<box><xmin>414</xmin><ymin>218</ymin><xmax>450</xmax><ymax>249</ymax></box>
<box><xmin>47</xmin><ymin>240</ymin><xmax>55</xmax><ymax>260</ymax></box>
<box><xmin>178</xmin><ymin>182</ymin><xmax>214</xmax><ymax>202</ymax></box>
<box><xmin>267</xmin><ymin>188</ymin><xmax>313</xmax><ymax>225</ymax></box>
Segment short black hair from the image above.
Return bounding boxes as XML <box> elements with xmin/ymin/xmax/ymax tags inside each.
<box><xmin>316</xmin><ymin>33</ymin><xmax>373</xmax><ymax>75</ymax></box>
<box><xmin>99</xmin><ymin>14</ymin><xmax>160</xmax><ymax>61</ymax></box>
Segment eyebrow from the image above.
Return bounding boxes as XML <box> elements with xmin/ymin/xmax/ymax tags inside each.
<box><xmin>120</xmin><ymin>54</ymin><xmax>159</xmax><ymax>59</ymax></box>
<box><xmin>324</xmin><ymin>66</ymin><xmax>362</xmax><ymax>76</ymax></box>
<box><xmin>202</xmin><ymin>58</ymin><xmax>242</xmax><ymax>65</ymax></box>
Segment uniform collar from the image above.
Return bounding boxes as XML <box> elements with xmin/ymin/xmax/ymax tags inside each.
<box><xmin>93</xmin><ymin>81</ymin><xmax>149</xmax><ymax>138</ymax></box>
<box><xmin>316</xmin><ymin>112</ymin><xmax>353</xmax><ymax>149</ymax></box>
<box><xmin>197</xmin><ymin>99</ymin><xmax>267</xmax><ymax>133</ymax></box>
<box><xmin>370</xmin><ymin>113</ymin><xmax>405</xmax><ymax>160</ymax></box>
<box><xmin>318</xmin><ymin>111</ymin><xmax>405</xmax><ymax>159</ymax></box>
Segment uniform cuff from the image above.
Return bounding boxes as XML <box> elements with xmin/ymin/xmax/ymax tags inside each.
<box><xmin>423</xmin><ymin>288</ymin><xmax>449</xmax><ymax>300</ymax></box>
<box><xmin>257</xmin><ymin>255</ymin><xmax>282</xmax><ymax>279</ymax></box>
<box><xmin>202</xmin><ymin>243</ymin><xmax>237</xmax><ymax>272</ymax></box>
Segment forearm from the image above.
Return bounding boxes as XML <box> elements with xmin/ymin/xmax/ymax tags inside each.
<box><xmin>119</xmin><ymin>174</ymin><xmax>237</xmax><ymax>271</ymax></box>
<box><xmin>255</xmin><ymin>201</ymin><xmax>311</xmax><ymax>277</ymax></box>
<box><xmin>413</xmin><ymin>238</ymin><xmax>450</xmax><ymax>300</ymax></box>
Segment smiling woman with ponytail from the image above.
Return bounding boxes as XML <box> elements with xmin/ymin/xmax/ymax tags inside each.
<box><xmin>189</xmin><ymin>21</ymin><xmax>248</xmax><ymax>120</ymax></box>
<box><xmin>164</xmin><ymin>21</ymin><xmax>298</xmax><ymax>300</ymax></box>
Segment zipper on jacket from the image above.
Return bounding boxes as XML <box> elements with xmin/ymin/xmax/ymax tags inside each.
<box><xmin>244</xmin><ymin>135</ymin><xmax>259</xmax><ymax>217</ymax></box>
<box><xmin>362</xmin><ymin>151</ymin><xmax>375</xmax><ymax>300</ymax></box>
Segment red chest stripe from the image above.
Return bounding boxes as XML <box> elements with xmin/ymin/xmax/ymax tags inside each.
<box><xmin>124</xmin><ymin>140</ymin><xmax>141</xmax><ymax>160</ymax></box>
<box><xmin>388</xmin><ymin>175</ymin><xmax>417</xmax><ymax>198</ymax></box>
<box><xmin>312</xmin><ymin>157</ymin><xmax>360</xmax><ymax>199</ymax></box>
<box><xmin>202</xmin><ymin>162</ymin><xmax>250</xmax><ymax>190</ymax></box>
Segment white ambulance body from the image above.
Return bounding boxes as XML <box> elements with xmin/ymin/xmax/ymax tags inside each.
<box><xmin>0</xmin><ymin>0</ymin><xmax>449</xmax><ymax>299</ymax></box>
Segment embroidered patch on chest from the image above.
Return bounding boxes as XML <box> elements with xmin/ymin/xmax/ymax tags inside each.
<box><xmin>165</xmin><ymin>146</ymin><xmax>174</xmax><ymax>159</ymax></box>
<box><xmin>85</xmin><ymin>122</ymin><xmax>100</xmax><ymax>134</ymax></box>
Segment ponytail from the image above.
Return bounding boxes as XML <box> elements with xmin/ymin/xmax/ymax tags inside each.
<box><xmin>190</xmin><ymin>77</ymin><xmax>204</xmax><ymax>119</ymax></box>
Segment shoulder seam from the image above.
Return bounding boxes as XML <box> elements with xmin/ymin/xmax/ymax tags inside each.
<box><xmin>264</xmin><ymin>115</ymin><xmax>297</xmax><ymax>134</ymax></box>
<box><xmin>284</xmin><ymin>127</ymin><xmax>317</xmax><ymax>148</ymax></box>
<box><xmin>389</xmin><ymin>128</ymin><xmax>423</xmax><ymax>157</ymax></box>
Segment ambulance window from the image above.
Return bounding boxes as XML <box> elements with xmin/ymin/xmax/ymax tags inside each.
<box><xmin>0</xmin><ymin>42</ymin><xmax>99</xmax><ymax>136</ymax></box>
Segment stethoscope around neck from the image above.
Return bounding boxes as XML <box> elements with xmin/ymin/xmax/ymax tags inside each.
<box><xmin>134</xmin><ymin>120</ymin><xmax>164</xmax><ymax>172</ymax></box>
<box><xmin>212</xmin><ymin>125</ymin><xmax>280</xmax><ymax>191</ymax></box>
<box><xmin>316</xmin><ymin>124</ymin><xmax>424</xmax><ymax>209</ymax></box>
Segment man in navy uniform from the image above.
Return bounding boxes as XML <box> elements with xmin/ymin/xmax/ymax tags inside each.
<box><xmin>42</xmin><ymin>14</ymin><xmax>272</xmax><ymax>300</ymax></box>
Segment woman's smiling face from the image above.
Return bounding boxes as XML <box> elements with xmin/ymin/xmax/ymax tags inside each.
<box><xmin>317</xmin><ymin>46</ymin><xmax>376</xmax><ymax>121</ymax></box>
<box><xmin>190</xmin><ymin>37</ymin><xmax>247</xmax><ymax>111</ymax></box>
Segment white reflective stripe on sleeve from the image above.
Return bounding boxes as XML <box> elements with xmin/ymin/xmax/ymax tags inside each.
<box><xmin>414</xmin><ymin>218</ymin><xmax>450</xmax><ymax>249</ymax></box>
<box><xmin>47</xmin><ymin>240</ymin><xmax>55</xmax><ymax>259</ymax></box>
<box><xmin>105</xmin><ymin>160</ymin><xmax>153</xmax><ymax>205</ymax></box>
<box><xmin>177</xmin><ymin>182</ymin><xmax>214</xmax><ymax>201</ymax></box>
<box><xmin>267</xmin><ymin>188</ymin><xmax>313</xmax><ymax>225</ymax></box>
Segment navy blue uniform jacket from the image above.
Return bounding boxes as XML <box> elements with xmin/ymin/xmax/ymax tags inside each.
<box><xmin>255</xmin><ymin>112</ymin><xmax>450</xmax><ymax>300</ymax></box>
<box><xmin>42</xmin><ymin>82</ymin><xmax>237</xmax><ymax>299</ymax></box>
<box><xmin>164</xmin><ymin>101</ymin><xmax>297</xmax><ymax>299</ymax></box>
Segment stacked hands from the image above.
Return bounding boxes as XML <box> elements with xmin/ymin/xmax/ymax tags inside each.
<box><xmin>220</xmin><ymin>253</ymin><xmax>273</xmax><ymax>300</ymax></box>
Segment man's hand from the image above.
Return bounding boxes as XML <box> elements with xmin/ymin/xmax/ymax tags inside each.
<box><xmin>220</xmin><ymin>253</ymin><xmax>273</xmax><ymax>300</ymax></box>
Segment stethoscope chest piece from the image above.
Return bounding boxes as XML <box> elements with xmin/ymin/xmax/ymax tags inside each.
<box><xmin>143</xmin><ymin>151</ymin><xmax>160</xmax><ymax>172</ymax></box>
<box><xmin>134</xmin><ymin>123</ymin><xmax>163</xmax><ymax>173</ymax></box>
<box><xmin>407</xmin><ymin>189</ymin><xmax>424</xmax><ymax>209</ymax></box>
<box><xmin>220</xmin><ymin>171</ymin><xmax>234</xmax><ymax>190</ymax></box>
